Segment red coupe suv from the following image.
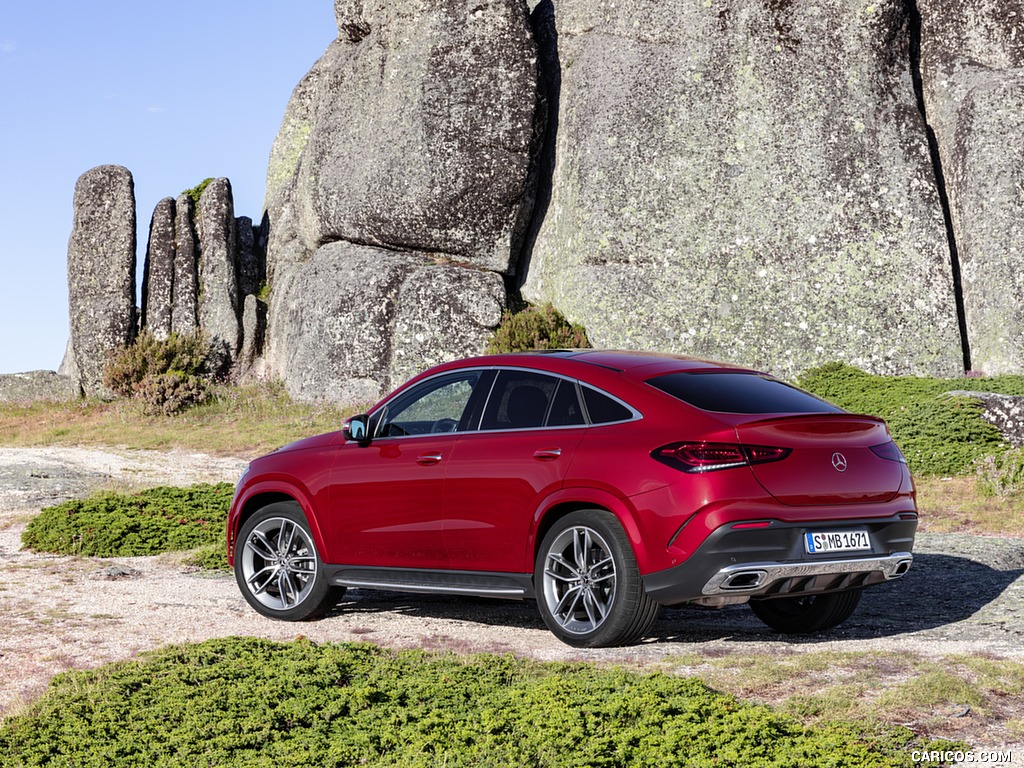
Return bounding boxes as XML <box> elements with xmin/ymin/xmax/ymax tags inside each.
<box><xmin>227</xmin><ymin>351</ymin><xmax>916</xmax><ymax>647</ymax></box>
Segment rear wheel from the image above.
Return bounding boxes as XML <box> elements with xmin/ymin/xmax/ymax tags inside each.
<box><xmin>535</xmin><ymin>510</ymin><xmax>659</xmax><ymax>647</ymax></box>
<box><xmin>234</xmin><ymin>502</ymin><xmax>344</xmax><ymax>621</ymax></box>
<box><xmin>750</xmin><ymin>589</ymin><xmax>862</xmax><ymax>634</ymax></box>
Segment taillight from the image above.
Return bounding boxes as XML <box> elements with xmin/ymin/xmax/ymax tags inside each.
<box><xmin>653</xmin><ymin>442</ymin><xmax>791</xmax><ymax>473</ymax></box>
<box><xmin>870</xmin><ymin>441</ymin><xmax>907</xmax><ymax>464</ymax></box>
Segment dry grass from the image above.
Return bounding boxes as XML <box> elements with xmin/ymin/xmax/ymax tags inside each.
<box><xmin>916</xmin><ymin>476</ymin><xmax>1024</xmax><ymax>538</ymax></box>
<box><xmin>653</xmin><ymin>650</ymin><xmax>1024</xmax><ymax>748</ymax></box>
<box><xmin>0</xmin><ymin>381</ymin><xmax>364</xmax><ymax>459</ymax></box>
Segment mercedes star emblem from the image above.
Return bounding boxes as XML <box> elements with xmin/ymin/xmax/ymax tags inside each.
<box><xmin>831</xmin><ymin>452</ymin><xmax>848</xmax><ymax>472</ymax></box>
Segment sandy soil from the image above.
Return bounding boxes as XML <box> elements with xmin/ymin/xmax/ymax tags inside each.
<box><xmin>1</xmin><ymin>446</ymin><xmax>1022</xmax><ymax>763</ymax></box>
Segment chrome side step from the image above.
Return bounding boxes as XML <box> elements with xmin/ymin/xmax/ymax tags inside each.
<box><xmin>327</xmin><ymin>565</ymin><xmax>535</xmax><ymax>600</ymax></box>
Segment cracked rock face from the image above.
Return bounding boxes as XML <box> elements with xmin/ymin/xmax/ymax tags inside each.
<box><xmin>263</xmin><ymin>0</ymin><xmax>537</xmax><ymax>401</ymax></box>
<box><xmin>61</xmin><ymin>165</ymin><xmax>137</xmax><ymax>397</ymax></box>
<box><xmin>521</xmin><ymin>0</ymin><xmax>964</xmax><ymax>381</ymax></box>
<box><xmin>917</xmin><ymin>0</ymin><xmax>1024</xmax><ymax>375</ymax></box>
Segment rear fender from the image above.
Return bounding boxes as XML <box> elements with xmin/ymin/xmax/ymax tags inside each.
<box><xmin>529</xmin><ymin>487</ymin><xmax>649</xmax><ymax>573</ymax></box>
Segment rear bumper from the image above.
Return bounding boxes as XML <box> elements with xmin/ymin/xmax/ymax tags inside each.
<box><xmin>642</xmin><ymin>514</ymin><xmax>917</xmax><ymax>606</ymax></box>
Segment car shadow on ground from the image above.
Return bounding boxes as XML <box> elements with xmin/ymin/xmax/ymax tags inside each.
<box><xmin>327</xmin><ymin>551</ymin><xmax>1024</xmax><ymax>646</ymax></box>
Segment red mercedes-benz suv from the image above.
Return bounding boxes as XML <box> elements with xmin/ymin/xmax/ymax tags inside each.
<box><xmin>227</xmin><ymin>351</ymin><xmax>916</xmax><ymax>647</ymax></box>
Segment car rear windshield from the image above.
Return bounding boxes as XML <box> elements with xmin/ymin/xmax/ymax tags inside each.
<box><xmin>647</xmin><ymin>372</ymin><xmax>843</xmax><ymax>414</ymax></box>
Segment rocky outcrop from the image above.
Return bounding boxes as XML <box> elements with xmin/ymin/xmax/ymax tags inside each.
<box><xmin>61</xmin><ymin>165</ymin><xmax>137</xmax><ymax>396</ymax></box>
<box><xmin>520</xmin><ymin>0</ymin><xmax>963</xmax><ymax>381</ymax></box>
<box><xmin>947</xmin><ymin>390</ymin><xmax>1024</xmax><ymax>447</ymax></box>
<box><xmin>270</xmin><ymin>242</ymin><xmax>505</xmax><ymax>403</ymax></box>
<box><xmin>196</xmin><ymin>179</ymin><xmax>241</xmax><ymax>372</ymax></box>
<box><xmin>917</xmin><ymin>0</ymin><xmax>1024</xmax><ymax>375</ymax></box>
<box><xmin>0</xmin><ymin>371</ymin><xmax>77</xmax><ymax>403</ymax></box>
<box><xmin>263</xmin><ymin>0</ymin><xmax>538</xmax><ymax>400</ymax></box>
<box><xmin>141</xmin><ymin>197</ymin><xmax>176</xmax><ymax>340</ymax></box>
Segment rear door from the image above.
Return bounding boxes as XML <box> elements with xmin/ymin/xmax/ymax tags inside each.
<box><xmin>443</xmin><ymin>370</ymin><xmax>587</xmax><ymax>573</ymax></box>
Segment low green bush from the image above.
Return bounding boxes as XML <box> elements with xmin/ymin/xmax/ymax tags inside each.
<box><xmin>103</xmin><ymin>329</ymin><xmax>210</xmax><ymax>397</ymax></box>
<box><xmin>103</xmin><ymin>329</ymin><xmax>212</xmax><ymax>414</ymax></box>
<box><xmin>798</xmin><ymin>362</ymin><xmax>1024</xmax><ymax>476</ymax></box>
<box><xmin>135</xmin><ymin>371</ymin><xmax>211</xmax><ymax>416</ymax></box>
<box><xmin>21</xmin><ymin>483</ymin><xmax>232</xmax><ymax>561</ymax></box>
<box><xmin>486</xmin><ymin>303</ymin><xmax>590</xmax><ymax>353</ymax></box>
<box><xmin>0</xmin><ymin>637</ymin><xmax>958</xmax><ymax>767</ymax></box>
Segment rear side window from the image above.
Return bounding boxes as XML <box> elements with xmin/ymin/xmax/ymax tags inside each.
<box><xmin>481</xmin><ymin>371</ymin><xmax>557</xmax><ymax>430</ymax></box>
<box><xmin>582</xmin><ymin>386</ymin><xmax>634</xmax><ymax>424</ymax></box>
<box><xmin>648</xmin><ymin>372</ymin><xmax>843</xmax><ymax>414</ymax></box>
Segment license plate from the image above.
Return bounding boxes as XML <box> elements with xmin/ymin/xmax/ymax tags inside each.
<box><xmin>804</xmin><ymin>530</ymin><xmax>870</xmax><ymax>554</ymax></box>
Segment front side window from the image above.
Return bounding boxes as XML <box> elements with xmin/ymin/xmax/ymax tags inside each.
<box><xmin>376</xmin><ymin>372</ymin><xmax>481</xmax><ymax>437</ymax></box>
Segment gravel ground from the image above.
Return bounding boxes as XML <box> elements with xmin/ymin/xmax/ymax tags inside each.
<box><xmin>1</xmin><ymin>446</ymin><xmax>1022</xmax><ymax>763</ymax></box>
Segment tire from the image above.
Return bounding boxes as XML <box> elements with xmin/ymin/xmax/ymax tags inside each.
<box><xmin>749</xmin><ymin>589</ymin><xmax>863</xmax><ymax>634</ymax></box>
<box><xmin>535</xmin><ymin>510</ymin><xmax>659</xmax><ymax>648</ymax></box>
<box><xmin>234</xmin><ymin>502</ymin><xmax>344</xmax><ymax>621</ymax></box>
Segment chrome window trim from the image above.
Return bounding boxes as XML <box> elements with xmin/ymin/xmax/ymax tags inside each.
<box><xmin>367</xmin><ymin>365</ymin><xmax>642</xmax><ymax>442</ymax></box>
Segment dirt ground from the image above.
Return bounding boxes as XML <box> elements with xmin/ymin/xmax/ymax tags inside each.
<box><xmin>1</xmin><ymin>446</ymin><xmax>1022</xmax><ymax>763</ymax></box>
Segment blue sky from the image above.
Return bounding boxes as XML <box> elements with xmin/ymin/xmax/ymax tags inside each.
<box><xmin>0</xmin><ymin>3</ymin><xmax>336</xmax><ymax>374</ymax></box>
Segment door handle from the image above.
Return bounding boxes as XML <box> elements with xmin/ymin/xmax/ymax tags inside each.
<box><xmin>533</xmin><ymin>448</ymin><xmax>562</xmax><ymax>460</ymax></box>
<box><xmin>416</xmin><ymin>452</ymin><xmax>443</xmax><ymax>465</ymax></box>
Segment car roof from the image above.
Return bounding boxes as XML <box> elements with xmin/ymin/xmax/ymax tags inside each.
<box><xmin>434</xmin><ymin>350</ymin><xmax>763</xmax><ymax>380</ymax></box>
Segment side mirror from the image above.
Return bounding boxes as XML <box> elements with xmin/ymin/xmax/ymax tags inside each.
<box><xmin>343</xmin><ymin>414</ymin><xmax>370</xmax><ymax>442</ymax></box>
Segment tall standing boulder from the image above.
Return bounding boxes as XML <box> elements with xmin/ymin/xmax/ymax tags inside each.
<box><xmin>141</xmin><ymin>197</ymin><xmax>176</xmax><ymax>340</ymax></box>
<box><xmin>264</xmin><ymin>0</ymin><xmax>538</xmax><ymax>400</ymax></box>
<box><xmin>521</xmin><ymin>0</ymin><xmax>963</xmax><ymax>380</ymax></box>
<box><xmin>172</xmin><ymin>193</ymin><xmax>199</xmax><ymax>335</ymax></box>
<box><xmin>60</xmin><ymin>165</ymin><xmax>137</xmax><ymax>396</ymax></box>
<box><xmin>917</xmin><ymin>0</ymin><xmax>1024</xmax><ymax>374</ymax></box>
<box><xmin>196</xmin><ymin>178</ymin><xmax>240</xmax><ymax>371</ymax></box>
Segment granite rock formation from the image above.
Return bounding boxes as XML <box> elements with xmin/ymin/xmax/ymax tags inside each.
<box><xmin>60</xmin><ymin>164</ymin><xmax>137</xmax><ymax>396</ymax></box>
<box><xmin>270</xmin><ymin>241</ymin><xmax>505</xmax><ymax>402</ymax></box>
<box><xmin>520</xmin><ymin>0</ymin><xmax>963</xmax><ymax>381</ymax></box>
<box><xmin>196</xmin><ymin>179</ymin><xmax>241</xmax><ymax>372</ymax></box>
<box><xmin>264</xmin><ymin>0</ymin><xmax>540</xmax><ymax>401</ymax></box>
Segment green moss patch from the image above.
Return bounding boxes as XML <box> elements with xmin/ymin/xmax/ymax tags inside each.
<box><xmin>21</xmin><ymin>483</ymin><xmax>232</xmax><ymax>563</ymax></box>
<box><xmin>0</xmin><ymin>637</ymin><xmax>957</xmax><ymax>767</ymax></box>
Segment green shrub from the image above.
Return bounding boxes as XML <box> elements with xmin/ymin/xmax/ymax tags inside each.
<box><xmin>21</xmin><ymin>483</ymin><xmax>232</xmax><ymax>559</ymax></box>
<box><xmin>0</xmin><ymin>637</ymin><xmax>957</xmax><ymax>767</ymax></box>
<box><xmin>135</xmin><ymin>371</ymin><xmax>210</xmax><ymax>416</ymax></box>
<box><xmin>102</xmin><ymin>329</ymin><xmax>211</xmax><ymax>414</ymax></box>
<box><xmin>485</xmin><ymin>303</ymin><xmax>590</xmax><ymax>354</ymax></box>
<box><xmin>797</xmin><ymin>362</ymin><xmax>1024</xmax><ymax>476</ymax></box>
<box><xmin>182</xmin><ymin>541</ymin><xmax>229</xmax><ymax>571</ymax></box>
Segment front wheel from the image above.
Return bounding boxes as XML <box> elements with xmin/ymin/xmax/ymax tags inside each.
<box><xmin>535</xmin><ymin>510</ymin><xmax>659</xmax><ymax>647</ymax></box>
<box><xmin>750</xmin><ymin>589</ymin><xmax>863</xmax><ymax>634</ymax></box>
<box><xmin>234</xmin><ymin>502</ymin><xmax>344</xmax><ymax>621</ymax></box>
